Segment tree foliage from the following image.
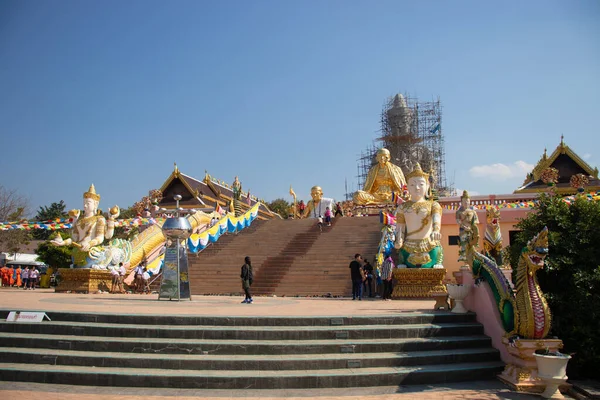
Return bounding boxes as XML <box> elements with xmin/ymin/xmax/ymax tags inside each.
<box><xmin>32</xmin><ymin>200</ymin><xmax>68</xmax><ymax>240</ymax></box>
<box><xmin>267</xmin><ymin>198</ymin><xmax>292</xmax><ymax>219</ymax></box>
<box><xmin>0</xmin><ymin>185</ymin><xmax>31</xmax><ymax>257</ymax></box>
<box><xmin>507</xmin><ymin>193</ymin><xmax>600</xmax><ymax>379</ymax></box>
<box><xmin>35</xmin><ymin>232</ymin><xmax>73</xmax><ymax>268</ymax></box>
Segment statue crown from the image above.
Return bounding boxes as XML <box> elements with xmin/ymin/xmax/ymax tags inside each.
<box><xmin>461</xmin><ymin>190</ymin><xmax>470</xmax><ymax>199</ymax></box>
<box><xmin>406</xmin><ymin>163</ymin><xmax>429</xmax><ymax>181</ymax></box>
<box><xmin>84</xmin><ymin>184</ymin><xmax>101</xmax><ymax>201</ymax></box>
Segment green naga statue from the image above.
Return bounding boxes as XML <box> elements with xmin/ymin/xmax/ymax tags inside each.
<box><xmin>467</xmin><ymin>224</ymin><xmax>552</xmax><ymax>339</ymax></box>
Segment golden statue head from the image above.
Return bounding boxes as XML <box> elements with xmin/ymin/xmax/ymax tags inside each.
<box><xmin>310</xmin><ymin>186</ymin><xmax>323</xmax><ymax>202</ymax></box>
<box><xmin>84</xmin><ymin>184</ymin><xmax>101</xmax><ymax>202</ymax></box>
<box><xmin>376</xmin><ymin>148</ymin><xmax>391</xmax><ymax>166</ymax></box>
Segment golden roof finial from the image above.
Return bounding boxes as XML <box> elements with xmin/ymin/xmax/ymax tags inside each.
<box><xmin>174</xmin><ymin>163</ymin><xmax>179</xmax><ymax>174</ymax></box>
<box><xmin>406</xmin><ymin>163</ymin><xmax>429</xmax><ymax>181</ymax></box>
<box><xmin>84</xmin><ymin>184</ymin><xmax>101</xmax><ymax>201</ymax></box>
<box><xmin>543</xmin><ymin>148</ymin><xmax>547</xmax><ymax>160</ymax></box>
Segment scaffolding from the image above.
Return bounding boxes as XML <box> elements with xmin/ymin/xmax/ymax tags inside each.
<box><xmin>354</xmin><ymin>93</ymin><xmax>449</xmax><ymax>197</ymax></box>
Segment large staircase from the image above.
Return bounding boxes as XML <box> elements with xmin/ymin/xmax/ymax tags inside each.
<box><xmin>189</xmin><ymin>216</ymin><xmax>382</xmax><ymax>297</ymax></box>
<box><xmin>0</xmin><ymin>310</ymin><xmax>504</xmax><ymax>389</ymax></box>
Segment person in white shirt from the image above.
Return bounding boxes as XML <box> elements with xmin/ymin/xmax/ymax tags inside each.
<box><xmin>134</xmin><ymin>262</ymin><xmax>145</xmax><ymax>293</ymax></box>
<box><xmin>118</xmin><ymin>263</ymin><xmax>127</xmax><ymax>293</ymax></box>
<box><xmin>21</xmin><ymin>267</ymin><xmax>29</xmax><ymax>290</ymax></box>
<box><xmin>28</xmin><ymin>267</ymin><xmax>39</xmax><ymax>290</ymax></box>
<box><xmin>110</xmin><ymin>266</ymin><xmax>120</xmax><ymax>293</ymax></box>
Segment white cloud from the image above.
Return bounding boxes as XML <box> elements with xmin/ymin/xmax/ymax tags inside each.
<box><xmin>469</xmin><ymin>161</ymin><xmax>534</xmax><ymax>181</ymax></box>
<box><xmin>583</xmin><ymin>153</ymin><xmax>592</xmax><ymax>160</ymax></box>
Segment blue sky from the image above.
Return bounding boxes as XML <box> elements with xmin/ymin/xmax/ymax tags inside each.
<box><xmin>1</xmin><ymin>0</ymin><xmax>599</xmax><ymax>216</ymax></box>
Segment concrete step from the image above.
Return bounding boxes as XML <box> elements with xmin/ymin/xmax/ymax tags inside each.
<box><xmin>0</xmin><ymin>310</ymin><xmax>476</xmax><ymax>326</ymax></box>
<box><xmin>0</xmin><ymin>347</ymin><xmax>500</xmax><ymax>370</ymax></box>
<box><xmin>0</xmin><ymin>321</ymin><xmax>485</xmax><ymax>340</ymax></box>
<box><xmin>0</xmin><ymin>360</ymin><xmax>505</xmax><ymax>388</ymax></box>
<box><xmin>0</xmin><ymin>332</ymin><xmax>494</xmax><ymax>354</ymax></box>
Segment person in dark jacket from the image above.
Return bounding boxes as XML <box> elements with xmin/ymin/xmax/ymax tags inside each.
<box><xmin>240</xmin><ymin>256</ymin><xmax>253</xmax><ymax>304</ymax></box>
<box><xmin>349</xmin><ymin>253</ymin><xmax>364</xmax><ymax>300</ymax></box>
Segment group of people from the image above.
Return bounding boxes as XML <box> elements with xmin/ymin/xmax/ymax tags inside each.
<box><xmin>348</xmin><ymin>253</ymin><xmax>394</xmax><ymax>301</ymax></box>
<box><xmin>0</xmin><ymin>265</ymin><xmax>40</xmax><ymax>290</ymax></box>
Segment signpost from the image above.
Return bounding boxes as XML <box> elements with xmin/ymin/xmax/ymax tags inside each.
<box><xmin>158</xmin><ymin>195</ymin><xmax>193</xmax><ymax>301</ymax></box>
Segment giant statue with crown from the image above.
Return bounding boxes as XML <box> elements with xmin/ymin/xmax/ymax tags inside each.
<box><xmin>51</xmin><ymin>184</ymin><xmax>130</xmax><ymax>268</ymax></box>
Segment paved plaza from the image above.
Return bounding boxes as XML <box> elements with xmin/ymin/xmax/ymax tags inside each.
<box><xmin>0</xmin><ymin>288</ymin><xmax>571</xmax><ymax>399</ymax></box>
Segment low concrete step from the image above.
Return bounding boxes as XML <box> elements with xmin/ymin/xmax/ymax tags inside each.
<box><xmin>0</xmin><ymin>321</ymin><xmax>484</xmax><ymax>340</ymax></box>
<box><xmin>0</xmin><ymin>360</ymin><xmax>505</xmax><ymax>388</ymax></box>
<box><xmin>0</xmin><ymin>332</ymin><xmax>494</xmax><ymax>354</ymax></box>
<box><xmin>0</xmin><ymin>310</ymin><xmax>476</xmax><ymax>326</ymax></box>
<box><xmin>0</xmin><ymin>347</ymin><xmax>500</xmax><ymax>370</ymax></box>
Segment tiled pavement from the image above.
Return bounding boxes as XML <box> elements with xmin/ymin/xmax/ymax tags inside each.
<box><xmin>0</xmin><ymin>288</ymin><xmax>571</xmax><ymax>399</ymax></box>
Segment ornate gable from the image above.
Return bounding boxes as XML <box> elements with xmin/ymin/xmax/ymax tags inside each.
<box><xmin>515</xmin><ymin>137</ymin><xmax>600</xmax><ymax>194</ymax></box>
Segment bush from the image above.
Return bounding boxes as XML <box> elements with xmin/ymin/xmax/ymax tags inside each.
<box><xmin>508</xmin><ymin>193</ymin><xmax>600</xmax><ymax>379</ymax></box>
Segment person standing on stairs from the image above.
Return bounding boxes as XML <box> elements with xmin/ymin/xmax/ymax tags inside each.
<box><xmin>241</xmin><ymin>256</ymin><xmax>254</xmax><ymax>304</ymax></box>
<box><xmin>349</xmin><ymin>254</ymin><xmax>364</xmax><ymax>300</ymax></box>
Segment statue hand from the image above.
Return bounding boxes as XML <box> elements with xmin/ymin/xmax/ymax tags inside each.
<box><xmin>108</xmin><ymin>205</ymin><xmax>120</xmax><ymax>220</ymax></box>
<box><xmin>431</xmin><ymin>231</ymin><xmax>442</xmax><ymax>241</ymax></box>
<box><xmin>80</xmin><ymin>241</ymin><xmax>91</xmax><ymax>252</ymax></box>
<box><xmin>68</xmin><ymin>209</ymin><xmax>81</xmax><ymax>219</ymax></box>
<box><xmin>50</xmin><ymin>234</ymin><xmax>64</xmax><ymax>247</ymax></box>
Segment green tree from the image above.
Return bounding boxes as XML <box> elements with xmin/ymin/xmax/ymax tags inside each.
<box><xmin>267</xmin><ymin>198</ymin><xmax>291</xmax><ymax>219</ymax></box>
<box><xmin>507</xmin><ymin>193</ymin><xmax>600</xmax><ymax>379</ymax></box>
<box><xmin>32</xmin><ymin>200</ymin><xmax>68</xmax><ymax>240</ymax></box>
<box><xmin>35</xmin><ymin>232</ymin><xmax>73</xmax><ymax>268</ymax></box>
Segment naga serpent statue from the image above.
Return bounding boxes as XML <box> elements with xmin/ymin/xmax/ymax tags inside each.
<box><xmin>468</xmin><ymin>225</ymin><xmax>552</xmax><ymax>339</ymax></box>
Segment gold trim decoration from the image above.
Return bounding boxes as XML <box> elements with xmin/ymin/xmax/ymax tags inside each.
<box><xmin>56</xmin><ymin>268</ymin><xmax>112</xmax><ymax>293</ymax></box>
<box><xmin>392</xmin><ymin>268</ymin><xmax>447</xmax><ymax>298</ymax></box>
<box><xmin>83</xmin><ymin>184</ymin><xmax>100</xmax><ymax>201</ymax></box>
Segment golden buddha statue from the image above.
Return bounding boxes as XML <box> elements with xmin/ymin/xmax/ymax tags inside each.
<box><xmin>394</xmin><ymin>163</ymin><xmax>443</xmax><ymax>268</ymax></box>
<box><xmin>302</xmin><ymin>186</ymin><xmax>335</xmax><ymax>219</ymax></box>
<box><xmin>353</xmin><ymin>148</ymin><xmax>406</xmax><ymax>205</ymax></box>
<box><xmin>51</xmin><ymin>184</ymin><xmax>120</xmax><ymax>254</ymax></box>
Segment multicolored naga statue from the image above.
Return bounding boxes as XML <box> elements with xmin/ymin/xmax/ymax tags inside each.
<box><xmin>469</xmin><ymin>226</ymin><xmax>552</xmax><ymax>339</ymax></box>
<box><xmin>483</xmin><ymin>206</ymin><xmax>503</xmax><ymax>266</ymax></box>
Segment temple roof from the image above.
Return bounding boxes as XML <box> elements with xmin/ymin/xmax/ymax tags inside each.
<box><xmin>515</xmin><ymin>137</ymin><xmax>600</xmax><ymax>194</ymax></box>
<box><xmin>157</xmin><ymin>164</ymin><xmax>276</xmax><ymax>219</ymax></box>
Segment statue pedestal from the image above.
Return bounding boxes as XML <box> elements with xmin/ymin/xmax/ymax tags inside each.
<box><xmin>392</xmin><ymin>268</ymin><xmax>447</xmax><ymax>298</ymax></box>
<box><xmin>55</xmin><ymin>268</ymin><xmax>112</xmax><ymax>293</ymax></box>
<box><xmin>498</xmin><ymin>337</ymin><xmax>570</xmax><ymax>394</ymax></box>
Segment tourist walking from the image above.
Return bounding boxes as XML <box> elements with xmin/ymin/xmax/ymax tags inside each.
<box><xmin>324</xmin><ymin>207</ymin><xmax>332</xmax><ymax>226</ymax></box>
<box><xmin>110</xmin><ymin>266</ymin><xmax>120</xmax><ymax>293</ymax></box>
<box><xmin>21</xmin><ymin>266</ymin><xmax>29</xmax><ymax>289</ymax></box>
<box><xmin>381</xmin><ymin>256</ymin><xmax>394</xmax><ymax>300</ymax></box>
<box><xmin>240</xmin><ymin>256</ymin><xmax>253</xmax><ymax>304</ymax></box>
<box><xmin>334</xmin><ymin>202</ymin><xmax>343</xmax><ymax>217</ymax></box>
<box><xmin>118</xmin><ymin>262</ymin><xmax>127</xmax><ymax>293</ymax></box>
<box><xmin>28</xmin><ymin>266</ymin><xmax>39</xmax><ymax>290</ymax></box>
<box><xmin>349</xmin><ymin>254</ymin><xmax>364</xmax><ymax>300</ymax></box>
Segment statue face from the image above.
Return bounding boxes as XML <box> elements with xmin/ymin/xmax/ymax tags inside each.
<box><xmin>377</xmin><ymin>150</ymin><xmax>390</xmax><ymax>166</ymax></box>
<box><xmin>461</xmin><ymin>197</ymin><xmax>470</xmax><ymax>208</ymax></box>
<box><xmin>311</xmin><ymin>187</ymin><xmax>323</xmax><ymax>202</ymax></box>
<box><xmin>83</xmin><ymin>198</ymin><xmax>98</xmax><ymax>216</ymax></box>
<box><xmin>408</xmin><ymin>177</ymin><xmax>428</xmax><ymax>201</ymax></box>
